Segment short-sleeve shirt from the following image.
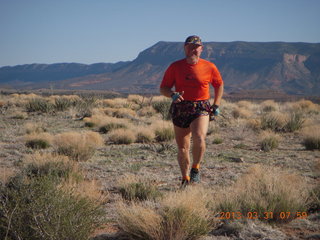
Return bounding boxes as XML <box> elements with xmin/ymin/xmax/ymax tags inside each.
<box><xmin>160</xmin><ymin>58</ymin><xmax>223</xmax><ymax>101</ymax></box>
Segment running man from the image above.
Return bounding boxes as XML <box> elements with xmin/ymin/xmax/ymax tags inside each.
<box><xmin>159</xmin><ymin>35</ymin><xmax>224</xmax><ymax>187</ymax></box>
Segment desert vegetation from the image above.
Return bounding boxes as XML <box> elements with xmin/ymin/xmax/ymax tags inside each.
<box><xmin>0</xmin><ymin>92</ymin><xmax>319</xmax><ymax>239</ymax></box>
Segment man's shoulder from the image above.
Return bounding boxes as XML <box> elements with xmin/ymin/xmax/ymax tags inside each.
<box><xmin>171</xmin><ymin>58</ymin><xmax>186</xmax><ymax>65</ymax></box>
<box><xmin>199</xmin><ymin>58</ymin><xmax>215</xmax><ymax>66</ymax></box>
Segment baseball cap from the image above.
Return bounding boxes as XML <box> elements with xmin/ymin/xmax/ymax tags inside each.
<box><xmin>184</xmin><ymin>35</ymin><xmax>202</xmax><ymax>45</ymax></box>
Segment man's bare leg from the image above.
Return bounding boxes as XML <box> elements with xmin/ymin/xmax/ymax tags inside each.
<box><xmin>190</xmin><ymin>115</ymin><xmax>209</xmax><ymax>168</ymax></box>
<box><xmin>174</xmin><ymin>125</ymin><xmax>191</xmax><ymax>180</ymax></box>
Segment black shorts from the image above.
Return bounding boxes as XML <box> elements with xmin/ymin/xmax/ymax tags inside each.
<box><xmin>170</xmin><ymin>100</ymin><xmax>211</xmax><ymax>128</ymax></box>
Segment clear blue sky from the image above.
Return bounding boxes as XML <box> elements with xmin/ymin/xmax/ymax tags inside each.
<box><xmin>1</xmin><ymin>0</ymin><xmax>320</xmax><ymax>67</ymax></box>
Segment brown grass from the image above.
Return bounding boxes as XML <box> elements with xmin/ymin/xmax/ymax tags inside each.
<box><xmin>216</xmin><ymin>165</ymin><xmax>310</xmax><ymax>222</ymax></box>
<box><xmin>117</xmin><ymin>186</ymin><xmax>215</xmax><ymax>240</ymax></box>
<box><xmin>108</xmin><ymin>128</ymin><xmax>136</xmax><ymax>144</ymax></box>
<box><xmin>53</xmin><ymin>131</ymin><xmax>104</xmax><ymax>161</ymax></box>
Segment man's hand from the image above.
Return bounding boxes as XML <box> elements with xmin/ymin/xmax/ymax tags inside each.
<box><xmin>171</xmin><ymin>91</ymin><xmax>184</xmax><ymax>103</ymax></box>
<box><xmin>211</xmin><ymin>104</ymin><xmax>220</xmax><ymax>116</ymax></box>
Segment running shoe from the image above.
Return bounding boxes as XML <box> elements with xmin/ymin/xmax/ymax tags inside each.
<box><xmin>190</xmin><ymin>168</ymin><xmax>200</xmax><ymax>183</ymax></box>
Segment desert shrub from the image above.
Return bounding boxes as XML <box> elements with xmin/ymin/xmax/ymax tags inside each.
<box><xmin>118</xmin><ymin>175</ymin><xmax>162</xmax><ymax>201</ymax></box>
<box><xmin>261</xmin><ymin>100</ymin><xmax>278</xmax><ymax>112</ymax></box>
<box><xmin>53</xmin><ymin>131</ymin><xmax>104</xmax><ymax>161</ymax></box>
<box><xmin>10</xmin><ymin>110</ymin><xmax>28</xmax><ymax>119</ymax></box>
<box><xmin>212</xmin><ymin>138</ymin><xmax>223</xmax><ymax>144</ymax></box>
<box><xmin>216</xmin><ymin>165</ymin><xmax>310</xmax><ymax>222</ymax></box>
<box><xmin>246</xmin><ymin>118</ymin><xmax>261</xmax><ymax>131</ymax></box>
<box><xmin>259</xmin><ymin>131</ymin><xmax>280</xmax><ymax>151</ymax></box>
<box><xmin>85</xmin><ymin>121</ymin><xmax>95</xmax><ymax>127</ymax></box>
<box><xmin>137</xmin><ymin>106</ymin><xmax>157</xmax><ymax>117</ymax></box>
<box><xmin>102</xmin><ymin>98</ymin><xmax>129</xmax><ymax>108</ymax></box>
<box><xmin>135</xmin><ymin>128</ymin><xmax>155</xmax><ymax>143</ymax></box>
<box><xmin>25</xmin><ymin>98</ymin><xmax>54</xmax><ymax>113</ymax></box>
<box><xmin>117</xmin><ymin>186</ymin><xmax>215</xmax><ymax>240</ymax></box>
<box><xmin>112</xmin><ymin>108</ymin><xmax>137</xmax><ymax>118</ymax></box>
<box><xmin>99</xmin><ymin>122</ymin><xmax>127</xmax><ymax>134</ymax></box>
<box><xmin>73</xmin><ymin>95</ymin><xmax>98</xmax><ymax>119</ymax></box>
<box><xmin>302</xmin><ymin>127</ymin><xmax>320</xmax><ymax>150</ymax></box>
<box><xmin>0</xmin><ymin>175</ymin><xmax>105</xmax><ymax>240</ymax></box>
<box><xmin>261</xmin><ymin>112</ymin><xmax>287</xmax><ymax>132</ymax></box>
<box><xmin>232</xmin><ymin>107</ymin><xmax>252</xmax><ymax>119</ymax></box>
<box><xmin>24</xmin><ymin>132</ymin><xmax>53</xmax><ymax>150</ymax></box>
<box><xmin>155</xmin><ymin>127</ymin><xmax>175</xmax><ymax>142</ymax></box>
<box><xmin>24</xmin><ymin>122</ymin><xmax>47</xmax><ymax>134</ymax></box>
<box><xmin>152</xmin><ymin>99</ymin><xmax>172</xmax><ymax>120</ymax></box>
<box><xmin>283</xmin><ymin>111</ymin><xmax>305</xmax><ymax>132</ymax></box>
<box><xmin>53</xmin><ymin>97</ymin><xmax>73</xmax><ymax>111</ymax></box>
<box><xmin>108</xmin><ymin>129</ymin><xmax>136</xmax><ymax>144</ymax></box>
<box><xmin>25</xmin><ymin>139</ymin><xmax>50</xmax><ymax>149</ymax></box>
<box><xmin>23</xmin><ymin>152</ymin><xmax>77</xmax><ymax>181</ymax></box>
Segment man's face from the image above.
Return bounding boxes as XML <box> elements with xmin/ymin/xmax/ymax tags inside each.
<box><xmin>184</xmin><ymin>44</ymin><xmax>203</xmax><ymax>58</ymax></box>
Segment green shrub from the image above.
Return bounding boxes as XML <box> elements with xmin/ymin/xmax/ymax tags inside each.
<box><xmin>303</xmin><ymin>137</ymin><xmax>320</xmax><ymax>150</ymax></box>
<box><xmin>84</xmin><ymin>121</ymin><xmax>95</xmax><ymax>128</ymax></box>
<box><xmin>119</xmin><ymin>182</ymin><xmax>162</xmax><ymax>201</ymax></box>
<box><xmin>74</xmin><ymin>96</ymin><xmax>98</xmax><ymax>119</ymax></box>
<box><xmin>26</xmin><ymin>98</ymin><xmax>54</xmax><ymax>113</ymax></box>
<box><xmin>54</xmin><ymin>98</ymin><xmax>73</xmax><ymax>111</ymax></box>
<box><xmin>260</xmin><ymin>136</ymin><xmax>279</xmax><ymax>151</ymax></box>
<box><xmin>99</xmin><ymin>122</ymin><xmax>126</xmax><ymax>134</ymax></box>
<box><xmin>0</xmin><ymin>175</ymin><xmax>104</xmax><ymax>240</ymax></box>
<box><xmin>284</xmin><ymin>112</ymin><xmax>305</xmax><ymax>132</ymax></box>
<box><xmin>261</xmin><ymin>112</ymin><xmax>286</xmax><ymax>132</ymax></box>
<box><xmin>212</xmin><ymin>138</ymin><xmax>223</xmax><ymax>144</ymax></box>
<box><xmin>155</xmin><ymin>127</ymin><xmax>174</xmax><ymax>142</ymax></box>
<box><xmin>25</xmin><ymin>139</ymin><xmax>50</xmax><ymax>149</ymax></box>
<box><xmin>152</xmin><ymin>100</ymin><xmax>172</xmax><ymax>120</ymax></box>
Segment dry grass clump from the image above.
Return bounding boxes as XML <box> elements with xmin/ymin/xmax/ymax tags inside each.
<box><xmin>259</xmin><ymin>131</ymin><xmax>281</xmax><ymax>151</ymax></box>
<box><xmin>261</xmin><ymin>111</ymin><xmax>287</xmax><ymax>132</ymax></box>
<box><xmin>246</xmin><ymin>118</ymin><xmax>261</xmax><ymax>131</ymax></box>
<box><xmin>84</xmin><ymin>114</ymin><xmax>130</xmax><ymax>132</ymax></box>
<box><xmin>108</xmin><ymin>128</ymin><xmax>136</xmax><ymax>144</ymax></box>
<box><xmin>0</xmin><ymin>166</ymin><xmax>16</xmax><ymax>184</ymax></box>
<box><xmin>24</xmin><ymin>122</ymin><xmax>47</xmax><ymax>134</ymax></box>
<box><xmin>53</xmin><ymin>131</ymin><xmax>104</xmax><ymax>161</ymax></box>
<box><xmin>118</xmin><ymin>174</ymin><xmax>162</xmax><ymax>201</ymax></box>
<box><xmin>24</xmin><ymin>132</ymin><xmax>53</xmax><ymax>150</ymax></box>
<box><xmin>137</xmin><ymin>106</ymin><xmax>157</xmax><ymax>117</ymax></box>
<box><xmin>216</xmin><ymin>165</ymin><xmax>310</xmax><ymax>222</ymax></box>
<box><xmin>117</xmin><ymin>186</ymin><xmax>215</xmax><ymax>240</ymax></box>
<box><xmin>301</xmin><ymin>126</ymin><xmax>320</xmax><ymax>150</ymax></box>
<box><xmin>232</xmin><ymin>107</ymin><xmax>252</xmax><ymax>119</ymax></box>
<box><xmin>261</xmin><ymin>100</ymin><xmax>279</xmax><ymax>112</ymax></box>
<box><xmin>24</xmin><ymin>152</ymin><xmax>107</xmax><ymax>203</ymax></box>
<box><xmin>237</xmin><ymin>100</ymin><xmax>255</xmax><ymax>109</ymax></box>
<box><xmin>152</xmin><ymin>120</ymin><xmax>175</xmax><ymax>142</ymax></box>
<box><xmin>102</xmin><ymin>98</ymin><xmax>130</xmax><ymax>108</ymax></box>
<box><xmin>10</xmin><ymin>110</ymin><xmax>28</xmax><ymax>119</ymax></box>
<box><xmin>135</xmin><ymin>127</ymin><xmax>155</xmax><ymax>143</ymax></box>
<box><xmin>8</xmin><ymin>93</ymin><xmax>40</xmax><ymax>106</ymax></box>
<box><xmin>112</xmin><ymin>107</ymin><xmax>137</xmax><ymax>118</ymax></box>
<box><xmin>293</xmin><ymin>99</ymin><xmax>320</xmax><ymax>113</ymax></box>
<box><xmin>23</xmin><ymin>152</ymin><xmax>78</xmax><ymax>180</ymax></box>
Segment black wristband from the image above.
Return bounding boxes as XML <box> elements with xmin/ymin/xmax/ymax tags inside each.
<box><xmin>212</xmin><ymin>104</ymin><xmax>219</xmax><ymax>110</ymax></box>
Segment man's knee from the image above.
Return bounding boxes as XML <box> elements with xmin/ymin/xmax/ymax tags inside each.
<box><xmin>192</xmin><ymin>135</ymin><xmax>206</xmax><ymax>146</ymax></box>
<box><xmin>178</xmin><ymin>146</ymin><xmax>190</xmax><ymax>154</ymax></box>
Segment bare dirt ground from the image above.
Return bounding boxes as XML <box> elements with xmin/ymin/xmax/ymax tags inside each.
<box><xmin>0</xmin><ymin>94</ymin><xmax>319</xmax><ymax>240</ymax></box>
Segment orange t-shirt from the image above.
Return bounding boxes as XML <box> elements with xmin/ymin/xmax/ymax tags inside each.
<box><xmin>160</xmin><ymin>58</ymin><xmax>223</xmax><ymax>101</ymax></box>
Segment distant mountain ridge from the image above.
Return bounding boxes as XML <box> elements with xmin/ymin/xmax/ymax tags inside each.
<box><xmin>1</xmin><ymin>41</ymin><xmax>320</xmax><ymax>95</ymax></box>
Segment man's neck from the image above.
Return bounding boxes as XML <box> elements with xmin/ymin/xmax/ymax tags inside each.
<box><xmin>186</xmin><ymin>56</ymin><xmax>200</xmax><ymax>65</ymax></box>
